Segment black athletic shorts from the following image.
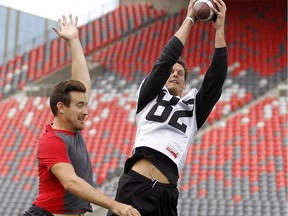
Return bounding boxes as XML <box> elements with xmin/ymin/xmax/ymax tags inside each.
<box><xmin>23</xmin><ymin>205</ymin><xmax>54</xmax><ymax>216</ymax></box>
<box><xmin>107</xmin><ymin>170</ymin><xmax>179</xmax><ymax>216</ymax></box>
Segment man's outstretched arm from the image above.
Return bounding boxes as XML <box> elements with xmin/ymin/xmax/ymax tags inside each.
<box><xmin>174</xmin><ymin>0</ymin><xmax>197</xmax><ymax>46</ymax></box>
<box><xmin>53</xmin><ymin>15</ymin><xmax>91</xmax><ymax>100</ymax></box>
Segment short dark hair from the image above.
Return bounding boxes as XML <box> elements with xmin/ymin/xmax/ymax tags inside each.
<box><xmin>50</xmin><ymin>80</ymin><xmax>86</xmax><ymax>116</ymax></box>
<box><xmin>177</xmin><ymin>58</ymin><xmax>188</xmax><ymax>81</ymax></box>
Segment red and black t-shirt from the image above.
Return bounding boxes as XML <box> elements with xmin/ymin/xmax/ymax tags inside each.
<box><xmin>33</xmin><ymin>124</ymin><xmax>93</xmax><ymax>214</ymax></box>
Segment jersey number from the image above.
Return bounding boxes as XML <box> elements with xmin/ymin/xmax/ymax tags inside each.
<box><xmin>146</xmin><ymin>92</ymin><xmax>194</xmax><ymax>133</ymax></box>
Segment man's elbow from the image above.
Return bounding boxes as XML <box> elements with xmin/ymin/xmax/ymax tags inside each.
<box><xmin>62</xmin><ymin>177</ymin><xmax>79</xmax><ymax>191</ymax></box>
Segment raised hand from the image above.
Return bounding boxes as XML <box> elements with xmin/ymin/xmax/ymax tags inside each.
<box><xmin>211</xmin><ymin>0</ymin><xmax>227</xmax><ymax>30</ymax></box>
<box><xmin>187</xmin><ymin>0</ymin><xmax>198</xmax><ymax>22</ymax></box>
<box><xmin>53</xmin><ymin>14</ymin><xmax>79</xmax><ymax>42</ymax></box>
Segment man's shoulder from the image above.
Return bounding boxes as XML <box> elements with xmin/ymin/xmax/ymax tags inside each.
<box><xmin>39</xmin><ymin>127</ymin><xmax>64</xmax><ymax>146</ymax></box>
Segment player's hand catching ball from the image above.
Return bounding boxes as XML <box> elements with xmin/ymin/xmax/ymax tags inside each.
<box><xmin>187</xmin><ymin>0</ymin><xmax>198</xmax><ymax>23</ymax></box>
<box><xmin>211</xmin><ymin>0</ymin><xmax>227</xmax><ymax>30</ymax></box>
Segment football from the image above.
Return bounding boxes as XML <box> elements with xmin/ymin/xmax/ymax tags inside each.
<box><xmin>193</xmin><ymin>0</ymin><xmax>217</xmax><ymax>22</ymax></box>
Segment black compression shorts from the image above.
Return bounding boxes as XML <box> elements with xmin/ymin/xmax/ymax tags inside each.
<box><xmin>107</xmin><ymin>170</ymin><xmax>179</xmax><ymax>216</ymax></box>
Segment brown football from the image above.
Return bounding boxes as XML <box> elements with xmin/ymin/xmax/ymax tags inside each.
<box><xmin>193</xmin><ymin>0</ymin><xmax>217</xmax><ymax>22</ymax></box>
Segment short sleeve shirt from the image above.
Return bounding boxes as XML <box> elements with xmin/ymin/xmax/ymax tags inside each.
<box><xmin>33</xmin><ymin>124</ymin><xmax>93</xmax><ymax>214</ymax></box>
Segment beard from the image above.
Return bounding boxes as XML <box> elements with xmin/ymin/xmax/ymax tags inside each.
<box><xmin>67</xmin><ymin>118</ymin><xmax>85</xmax><ymax>131</ymax></box>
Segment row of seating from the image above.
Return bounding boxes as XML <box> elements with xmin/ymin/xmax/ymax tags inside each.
<box><xmin>90</xmin><ymin>1</ymin><xmax>286</xmax><ymax>125</ymax></box>
<box><xmin>92</xmin><ymin>1</ymin><xmax>286</xmax><ymax>78</ymax></box>
<box><xmin>0</xmin><ymin>3</ymin><xmax>167</xmax><ymax>100</ymax></box>
<box><xmin>1</xmin><ymin>1</ymin><xmax>286</xmax><ymax>101</ymax></box>
<box><xmin>0</xmin><ymin>70</ymin><xmax>286</xmax><ymax>213</ymax></box>
<box><xmin>225</xmin><ymin>1</ymin><xmax>287</xmax><ymax>77</ymax></box>
<box><xmin>0</xmin><ymin>1</ymin><xmax>286</xmax><ymax>215</ymax></box>
<box><xmin>1</xmin><ymin>52</ymin><xmax>286</xmax><ymax>186</ymax></box>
